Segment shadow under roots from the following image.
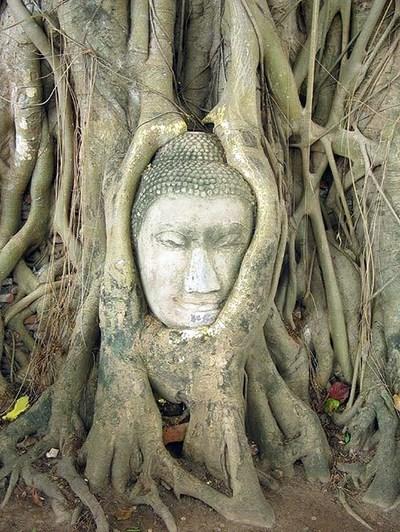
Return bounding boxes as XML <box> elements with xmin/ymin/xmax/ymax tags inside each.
<box><xmin>165</xmin><ymin>441</ymin><xmax>183</xmax><ymax>458</ymax></box>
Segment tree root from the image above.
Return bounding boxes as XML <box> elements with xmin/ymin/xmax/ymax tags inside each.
<box><xmin>337</xmin><ymin>489</ymin><xmax>373</xmax><ymax>531</ymax></box>
<box><xmin>183</xmin><ymin>394</ymin><xmax>274</xmax><ymax>526</ymax></box>
<box><xmin>265</xmin><ymin>305</ymin><xmax>309</xmax><ymax>402</ymax></box>
<box><xmin>336</xmin><ymin>389</ymin><xmax>400</xmax><ymax>508</ymax></box>
<box><xmin>0</xmin><ymin>434</ymin><xmax>56</xmax><ymax>484</ymax></box>
<box><xmin>246</xmin><ymin>335</ymin><xmax>331</xmax><ymax>482</ymax></box>
<box><xmin>0</xmin><ymin>390</ymin><xmax>52</xmax><ymax>499</ymax></box>
<box><xmin>57</xmin><ymin>457</ymin><xmax>109</xmax><ymax>532</ymax></box>
<box><xmin>362</xmin><ymin>398</ymin><xmax>400</xmax><ymax>508</ymax></box>
<box><xmin>155</xmin><ymin>446</ymin><xmax>275</xmax><ymax>530</ymax></box>
<box><xmin>87</xmin><ymin>429</ymin><xmax>275</xmax><ymax>531</ymax></box>
<box><xmin>130</xmin><ymin>473</ymin><xmax>177</xmax><ymax>532</ymax></box>
<box><xmin>0</xmin><ymin>417</ymin><xmax>71</xmax><ymax>525</ymax></box>
<box><xmin>0</xmin><ymin>455</ymin><xmax>70</xmax><ymax>524</ymax></box>
<box><xmin>0</xmin><ymin>394</ymin><xmax>104</xmax><ymax>529</ymax></box>
<box><xmin>2</xmin><ymin>1</ymin><xmax>399</xmax><ymax>531</ymax></box>
<box><xmin>20</xmin><ymin>464</ymin><xmax>71</xmax><ymax>524</ymax></box>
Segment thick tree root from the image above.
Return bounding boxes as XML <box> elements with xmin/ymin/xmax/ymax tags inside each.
<box><xmin>246</xmin><ymin>335</ymin><xmax>331</xmax><ymax>481</ymax></box>
<box><xmin>57</xmin><ymin>457</ymin><xmax>109</xmax><ymax>532</ymax></box>
<box><xmin>155</xmin><ymin>446</ymin><xmax>274</xmax><ymax>529</ymax></box>
<box><xmin>71</xmin><ymin>356</ymin><xmax>273</xmax><ymax>531</ymax></box>
<box><xmin>130</xmin><ymin>473</ymin><xmax>177</xmax><ymax>532</ymax></box>
<box><xmin>183</xmin><ymin>396</ymin><xmax>275</xmax><ymax>528</ymax></box>
<box><xmin>265</xmin><ymin>305</ymin><xmax>310</xmax><ymax>402</ymax></box>
<box><xmin>362</xmin><ymin>399</ymin><xmax>400</xmax><ymax>508</ymax></box>
<box><xmin>21</xmin><ymin>464</ymin><xmax>71</xmax><ymax>524</ymax></box>
<box><xmin>336</xmin><ymin>390</ymin><xmax>400</xmax><ymax>508</ymax></box>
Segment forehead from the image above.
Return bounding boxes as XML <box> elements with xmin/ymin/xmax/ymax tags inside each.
<box><xmin>141</xmin><ymin>196</ymin><xmax>254</xmax><ymax>231</ymax></box>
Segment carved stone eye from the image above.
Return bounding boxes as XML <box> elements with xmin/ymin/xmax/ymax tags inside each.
<box><xmin>214</xmin><ymin>232</ymin><xmax>245</xmax><ymax>249</ymax></box>
<box><xmin>155</xmin><ymin>231</ymin><xmax>187</xmax><ymax>249</ymax></box>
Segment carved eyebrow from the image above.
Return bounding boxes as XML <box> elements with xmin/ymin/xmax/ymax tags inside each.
<box><xmin>152</xmin><ymin>225</ymin><xmax>193</xmax><ymax>238</ymax></box>
<box><xmin>209</xmin><ymin>222</ymin><xmax>252</xmax><ymax>235</ymax></box>
<box><xmin>153</xmin><ymin>222</ymin><xmax>251</xmax><ymax>239</ymax></box>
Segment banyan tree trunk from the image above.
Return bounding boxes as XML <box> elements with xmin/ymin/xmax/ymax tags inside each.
<box><xmin>0</xmin><ymin>1</ymin><xmax>399</xmax><ymax>530</ymax></box>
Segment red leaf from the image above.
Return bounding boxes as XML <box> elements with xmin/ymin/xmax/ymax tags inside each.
<box><xmin>328</xmin><ymin>382</ymin><xmax>350</xmax><ymax>403</ymax></box>
<box><xmin>24</xmin><ymin>314</ymin><xmax>38</xmax><ymax>325</ymax></box>
<box><xmin>30</xmin><ymin>488</ymin><xmax>44</xmax><ymax>507</ymax></box>
<box><xmin>0</xmin><ymin>293</ymin><xmax>14</xmax><ymax>304</ymax></box>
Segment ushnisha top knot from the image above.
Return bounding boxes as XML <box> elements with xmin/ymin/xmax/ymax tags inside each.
<box><xmin>132</xmin><ymin>132</ymin><xmax>256</xmax><ymax>239</ymax></box>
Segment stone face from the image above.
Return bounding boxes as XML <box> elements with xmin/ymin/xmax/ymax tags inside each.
<box><xmin>135</xmin><ymin>195</ymin><xmax>253</xmax><ymax>329</ymax></box>
<box><xmin>133</xmin><ymin>132</ymin><xmax>255</xmax><ymax>329</ymax></box>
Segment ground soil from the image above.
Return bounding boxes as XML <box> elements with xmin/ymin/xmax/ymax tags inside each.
<box><xmin>0</xmin><ymin>472</ymin><xmax>399</xmax><ymax>532</ymax></box>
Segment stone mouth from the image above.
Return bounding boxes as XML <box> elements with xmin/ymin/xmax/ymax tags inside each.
<box><xmin>179</xmin><ymin>301</ymin><xmax>221</xmax><ymax>312</ymax></box>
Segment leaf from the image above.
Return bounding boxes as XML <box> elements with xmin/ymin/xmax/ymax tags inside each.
<box><xmin>114</xmin><ymin>506</ymin><xmax>135</xmax><ymax>521</ymax></box>
<box><xmin>30</xmin><ymin>487</ymin><xmax>44</xmax><ymax>507</ymax></box>
<box><xmin>328</xmin><ymin>382</ymin><xmax>350</xmax><ymax>403</ymax></box>
<box><xmin>323</xmin><ymin>398</ymin><xmax>340</xmax><ymax>414</ymax></box>
<box><xmin>2</xmin><ymin>396</ymin><xmax>30</xmax><ymax>421</ymax></box>
<box><xmin>343</xmin><ymin>431</ymin><xmax>351</xmax><ymax>444</ymax></box>
<box><xmin>393</xmin><ymin>394</ymin><xmax>400</xmax><ymax>412</ymax></box>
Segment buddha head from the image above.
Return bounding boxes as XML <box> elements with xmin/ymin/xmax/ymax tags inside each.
<box><xmin>133</xmin><ymin>132</ymin><xmax>255</xmax><ymax>329</ymax></box>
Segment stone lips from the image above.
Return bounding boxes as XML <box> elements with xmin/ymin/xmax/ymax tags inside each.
<box><xmin>132</xmin><ymin>132</ymin><xmax>256</xmax><ymax>239</ymax></box>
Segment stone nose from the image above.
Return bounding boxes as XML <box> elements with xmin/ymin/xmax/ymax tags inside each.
<box><xmin>184</xmin><ymin>247</ymin><xmax>221</xmax><ymax>294</ymax></box>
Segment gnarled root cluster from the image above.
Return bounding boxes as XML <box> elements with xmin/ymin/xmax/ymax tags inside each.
<box><xmin>1</xmin><ymin>0</ymin><xmax>400</xmax><ymax>530</ymax></box>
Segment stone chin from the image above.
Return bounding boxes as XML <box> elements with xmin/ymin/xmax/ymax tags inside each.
<box><xmin>179</xmin><ymin>308</ymin><xmax>220</xmax><ymax>329</ymax></box>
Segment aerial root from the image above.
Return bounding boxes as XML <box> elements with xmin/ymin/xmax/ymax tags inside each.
<box><xmin>344</xmin><ymin>402</ymin><xmax>376</xmax><ymax>450</ymax></box>
<box><xmin>57</xmin><ymin>457</ymin><xmax>109</xmax><ymax>532</ymax></box>
<box><xmin>335</xmin><ymin>391</ymin><xmax>382</xmax><ymax>451</ymax></box>
<box><xmin>1</xmin><ymin>468</ymin><xmax>19</xmax><ymax>508</ymax></box>
<box><xmin>337</xmin><ymin>489</ymin><xmax>373</xmax><ymax>530</ymax></box>
<box><xmin>333</xmin><ymin>396</ymin><xmax>363</xmax><ymax>426</ymax></box>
